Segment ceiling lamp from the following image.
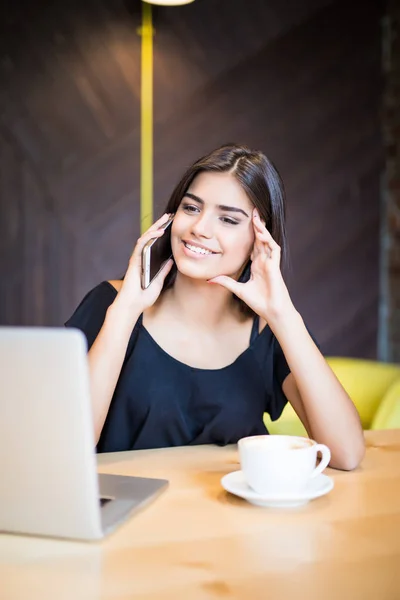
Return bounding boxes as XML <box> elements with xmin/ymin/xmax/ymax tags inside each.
<box><xmin>144</xmin><ymin>0</ymin><xmax>195</xmax><ymax>5</ymax></box>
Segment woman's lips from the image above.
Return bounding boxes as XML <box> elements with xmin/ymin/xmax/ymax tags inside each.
<box><xmin>182</xmin><ymin>241</ymin><xmax>218</xmax><ymax>258</ymax></box>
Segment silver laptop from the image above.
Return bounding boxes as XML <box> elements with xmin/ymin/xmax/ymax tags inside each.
<box><xmin>0</xmin><ymin>326</ymin><xmax>168</xmax><ymax>541</ymax></box>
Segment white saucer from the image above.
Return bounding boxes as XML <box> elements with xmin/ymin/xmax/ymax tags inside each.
<box><xmin>221</xmin><ymin>470</ymin><xmax>334</xmax><ymax>508</ymax></box>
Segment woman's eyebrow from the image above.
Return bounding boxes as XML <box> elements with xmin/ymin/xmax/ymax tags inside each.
<box><xmin>184</xmin><ymin>192</ymin><xmax>250</xmax><ymax>218</ymax></box>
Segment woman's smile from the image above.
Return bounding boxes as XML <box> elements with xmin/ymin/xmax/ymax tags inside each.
<box><xmin>182</xmin><ymin>240</ymin><xmax>220</xmax><ymax>258</ymax></box>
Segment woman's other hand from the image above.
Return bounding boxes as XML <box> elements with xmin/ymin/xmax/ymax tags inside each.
<box><xmin>208</xmin><ymin>208</ymin><xmax>294</xmax><ymax>323</ymax></box>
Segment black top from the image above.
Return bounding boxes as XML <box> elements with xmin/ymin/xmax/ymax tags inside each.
<box><xmin>65</xmin><ymin>282</ymin><xmax>292</xmax><ymax>453</ymax></box>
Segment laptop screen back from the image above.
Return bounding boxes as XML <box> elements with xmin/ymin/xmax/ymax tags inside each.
<box><xmin>0</xmin><ymin>327</ymin><xmax>103</xmax><ymax>540</ymax></box>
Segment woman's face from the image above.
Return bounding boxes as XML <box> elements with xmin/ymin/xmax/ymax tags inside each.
<box><xmin>171</xmin><ymin>171</ymin><xmax>255</xmax><ymax>282</ymax></box>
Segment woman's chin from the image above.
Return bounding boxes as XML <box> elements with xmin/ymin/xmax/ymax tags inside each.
<box><xmin>176</xmin><ymin>269</ymin><xmax>214</xmax><ymax>282</ymax></box>
<box><xmin>173</xmin><ymin>254</ymin><xmax>244</xmax><ymax>283</ymax></box>
<box><xmin>174</xmin><ymin>262</ymin><xmax>221</xmax><ymax>283</ymax></box>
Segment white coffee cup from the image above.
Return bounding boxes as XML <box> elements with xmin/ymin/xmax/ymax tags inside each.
<box><xmin>238</xmin><ymin>435</ymin><xmax>331</xmax><ymax>495</ymax></box>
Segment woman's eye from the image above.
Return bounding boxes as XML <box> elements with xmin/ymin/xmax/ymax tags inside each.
<box><xmin>182</xmin><ymin>204</ymin><xmax>199</xmax><ymax>213</ymax></box>
<box><xmin>220</xmin><ymin>216</ymin><xmax>239</xmax><ymax>225</ymax></box>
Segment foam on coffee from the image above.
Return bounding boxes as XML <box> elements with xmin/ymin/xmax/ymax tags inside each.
<box><xmin>240</xmin><ymin>435</ymin><xmax>314</xmax><ymax>450</ymax></box>
<box><xmin>288</xmin><ymin>440</ymin><xmax>314</xmax><ymax>450</ymax></box>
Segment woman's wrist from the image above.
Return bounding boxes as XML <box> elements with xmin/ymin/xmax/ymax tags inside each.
<box><xmin>106</xmin><ymin>298</ymin><xmax>142</xmax><ymax>331</ymax></box>
<box><xmin>265</xmin><ymin>303</ymin><xmax>303</xmax><ymax>337</ymax></box>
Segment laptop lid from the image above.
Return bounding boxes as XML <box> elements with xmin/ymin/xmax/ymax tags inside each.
<box><xmin>0</xmin><ymin>327</ymin><xmax>103</xmax><ymax>540</ymax></box>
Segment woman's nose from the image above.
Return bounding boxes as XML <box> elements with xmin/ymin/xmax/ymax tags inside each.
<box><xmin>191</xmin><ymin>214</ymin><xmax>213</xmax><ymax>238</ymax></box>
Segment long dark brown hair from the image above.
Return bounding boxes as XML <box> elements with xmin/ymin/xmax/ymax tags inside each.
<box><xmin>160</xmin><ymin>143</ymin><xmax>288</xmax><ymax>317</ymax></box>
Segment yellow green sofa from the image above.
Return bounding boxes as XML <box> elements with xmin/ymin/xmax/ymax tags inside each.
<box><xmin>263</xmin><ymin>357</ymin><xmax>400</xmax><ymax>435</ymax></box>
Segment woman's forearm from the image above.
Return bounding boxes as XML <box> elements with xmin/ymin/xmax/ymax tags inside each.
<box><xmin>269</xmin><ymin>308</ymin><xmax>365</xmax><ymax>470</ymax></box>
<box><xmin>88</xmin><ymin>301</ymin><xmax>141</xmax><ymax>445</ymax></box>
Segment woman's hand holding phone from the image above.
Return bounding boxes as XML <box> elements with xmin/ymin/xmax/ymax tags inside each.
<box><xmin>114</xmin><ymin>213</ymin><xmax>174</xmax><ymax>315</ymax></box>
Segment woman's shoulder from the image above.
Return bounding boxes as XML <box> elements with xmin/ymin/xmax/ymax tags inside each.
<box><xmin>65</xmin><ymin>281</ymin><xmax>120</xmax><ymax>349</ymax></box>
<box><xmin>66</xmin><ymin>281</ymin><xmax>118</xmax><ymax>323</ymax></box>
<box><xmin>107</xmin><ymin>280</ymin><xmax>123</xmax><ymax>292</ymax></box>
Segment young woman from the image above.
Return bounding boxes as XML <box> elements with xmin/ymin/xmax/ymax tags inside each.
<box><xmin>66</xmin><ymin>143</ymin><xmax>365</xmax><ymax>469</ymax></box>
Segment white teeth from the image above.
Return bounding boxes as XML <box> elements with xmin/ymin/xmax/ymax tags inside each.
<box><xmin>185</xmin><ymin>242</ymin><xmax>213</xmax><ymax>255</ymax></box>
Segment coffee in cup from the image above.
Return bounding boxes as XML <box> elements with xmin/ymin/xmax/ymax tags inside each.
<box><xmin>238</xmin><ymin>435</ymin><xmax>331</xmax><ymax>495</ymax></box>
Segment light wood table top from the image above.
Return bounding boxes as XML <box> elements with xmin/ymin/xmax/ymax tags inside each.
<box><xmin>1</xmin><ymin>429</ymin><xmax>400</xmax><ymax>600</ymax></box>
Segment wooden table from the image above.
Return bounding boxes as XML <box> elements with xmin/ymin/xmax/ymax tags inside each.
<box><xmin>1</xmin><ymin>429</ymin><xmax>400</xmax><ymax>600</ymax></box>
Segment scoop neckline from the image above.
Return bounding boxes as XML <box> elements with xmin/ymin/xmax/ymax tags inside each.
<box><xmin>102</xmin><ymin>281</ymin><xmax>269</xmax><ymax>372</ymax></box>
<box><xmin>140</xmin><ymin>314</ymin><xmax>270</xmax><ymax>373</ymax></box>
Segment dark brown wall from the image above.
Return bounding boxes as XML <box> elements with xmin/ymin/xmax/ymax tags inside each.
<box><xmin>0</xmin><ymin>0</ymin><xmax>383</xmax><ymax>358</ymax></box>
<box><xmin>382</xmin><ymin>0</ymin><xmax>400</xmax><ymax>362</ymax></box>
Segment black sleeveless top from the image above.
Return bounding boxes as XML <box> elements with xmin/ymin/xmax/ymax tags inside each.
<box><xmin>65</xmin><ymin>282</ymin><xmax>292</xmax><ymax>453</ymax></box>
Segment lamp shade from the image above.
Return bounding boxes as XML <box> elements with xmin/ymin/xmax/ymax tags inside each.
<box><xmin>144</xmin><ymin>0</ymin><xmax>195</xmax><ymax>5</ymax></box>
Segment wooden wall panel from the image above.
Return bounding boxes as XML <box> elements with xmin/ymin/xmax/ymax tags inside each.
<box><xmin>0</xmin><ymin>0</ymin><xmax>383</xmax><ymax>358</ymax></box>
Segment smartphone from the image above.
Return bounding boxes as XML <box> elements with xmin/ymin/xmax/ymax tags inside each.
<box><xmin>141</xmin><ymin>215</ymin><xmax>174</xmax><ymax>289</ymax></box>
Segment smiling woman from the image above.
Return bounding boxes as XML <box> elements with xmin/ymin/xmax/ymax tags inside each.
<box><xmin>65</xmin><ymin>144</ymin><xmax>365</xmax><ymax>470</ymax></box>
<box><xmin>170</xmin><ymin>172</ymin><xmax>255</xmax><ymax>290</ymax></box>
<box><xmin>160</xmin><ymin>144</ymin><xmax>288</xmax><ymax>318</ymax></box>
